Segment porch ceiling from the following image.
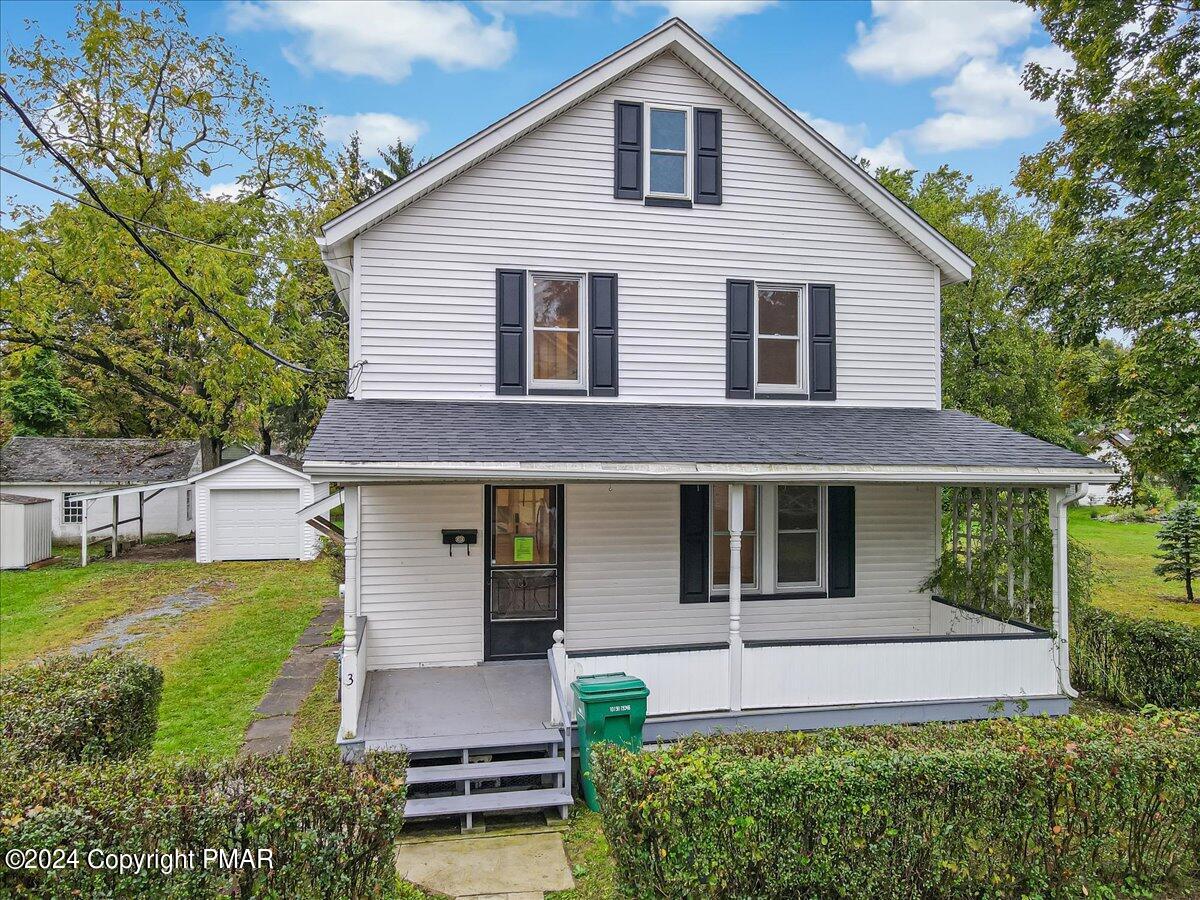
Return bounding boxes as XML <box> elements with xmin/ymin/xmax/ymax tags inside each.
<box><xmin>305</xmin><ymin>400</ymin><xmax>1116</xmax><ymax>486</ymax></box>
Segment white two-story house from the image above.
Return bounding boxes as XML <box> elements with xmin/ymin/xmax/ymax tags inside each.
<box><xmin>306</xmin><ymin>19</ymin><xmax>1115</xmax><ymax>824</ymax></box>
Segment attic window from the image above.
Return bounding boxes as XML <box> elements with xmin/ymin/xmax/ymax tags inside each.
<box><xmin>646</xmin><ymin>105</ymin><xmax>689</xmax><ymax>198</ymax></box>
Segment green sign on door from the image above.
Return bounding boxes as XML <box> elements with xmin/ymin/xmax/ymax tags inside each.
<box><xmin>512</xmin><ymin>536</ymin><xmax>534</xmax><ymax>563</ymax></box>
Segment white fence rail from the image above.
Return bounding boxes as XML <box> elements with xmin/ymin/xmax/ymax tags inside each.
<box><xmin>930</xmin><ymin>597</ymin><xmax>1032</xmax><ymax>636</ymax></box>
<box><xmin>740</xmin><ymin>636</ymin><xmax>1059</xmax><ymax>710</ymax></box>
<box><xmin>566</xmin><ymin>646</ymin><xmax>729</xmax><ymax>717</ymax></box>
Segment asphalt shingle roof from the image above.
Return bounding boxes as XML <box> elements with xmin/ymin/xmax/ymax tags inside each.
<box><xmin>0</xmin><ymin>437</ymin><xmax>200</xmax><ymax>484</ymax></box>
<box><xmin>305</xmin><ymin>400</ymin><xmax>1105</xmax><ymax>470</ymax></box>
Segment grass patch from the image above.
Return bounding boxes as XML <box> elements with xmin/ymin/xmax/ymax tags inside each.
<box><xmin>548</xmin><ymin>807</ymin><xmax>616</xmax><ymax>900</ymax></box>
<box><xmin>292</xmin><ymin>659</ymin><xmax>341</xmax><ymax>756</ymax></box>
<box><xmin>1070</xmin><ymin>507</ymin><xmax>1199</xmax><ymax>627</ymax></box>
<box><xmin>0</xmin><ymin>556</ymin><xmax>333</xmax><ymax>759</ymax></box>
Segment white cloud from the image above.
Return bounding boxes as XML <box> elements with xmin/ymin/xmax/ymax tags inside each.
<box><xmin>322</xmin><ymin>113</ymin><xmax>427</xmax><ymax>155</ymax></box>
<box><xmin>482</xmin><ymin>0</ymin><xmax>582</xmax><ymax>16</ymax></box>
<box><xmin>906</xmin><ymin>48</ymin><xmax>1059</xmax><ymax>152</ymax></box>
<box><xmin>847</xmin><ymin>0</ymin><xmax>1035</xmax><ymax>82</ymax></box>
<box><xmin>619</xmin><ymin>0</ymin><xmax>777</xmax><ymax>32</ymax></box>
<box><xmin>203</xmin><ymin>181</ymin><xmax>242</xmax><ymax>200</ymax></box>
<box><xmin>798</xmin><ymin>112</ymin><xmax>913</xmax><ymax>170</ymax></box>
<box><xmin>228</xmin><ymin>1</ymin><xmax>516</xmax><ymax>83</ymax></box>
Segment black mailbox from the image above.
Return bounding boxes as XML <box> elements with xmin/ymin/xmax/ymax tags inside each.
<box><xmin>441</xmin><ymin>529</ymin><xmax>478</xmax><ymax>556</ymax></box>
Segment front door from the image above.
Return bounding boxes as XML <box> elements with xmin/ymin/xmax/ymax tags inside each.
<box><xmin>484</xmin><ymin>485</ymin><xmax>565</xmax><ymax>660</ymax></box>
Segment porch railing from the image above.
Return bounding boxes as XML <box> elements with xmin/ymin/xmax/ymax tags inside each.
<box><xmin>552</xmin><ymin>597</ymin><xmax>1061</xmax><ymax>722</ymax></box>
<box><xmin>546</xmin><ymin>631</ymin><xmax>573</xmax><ymax>772</ymax></box>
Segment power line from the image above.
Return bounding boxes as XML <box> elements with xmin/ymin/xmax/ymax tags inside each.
<box><xmin>0</xmin><ymin>164</ymin><xmax>352</xmax><ymax>264</ymax></box>
<box><xmin>1</xmin><ymin>84</ymin><xmax>353</xmax><ymax>379</ymax></box>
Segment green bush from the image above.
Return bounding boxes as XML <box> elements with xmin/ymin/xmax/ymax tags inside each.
<box><xmin>0</xmin><ymin>651</ymin><xmax>163</xmax><ymax>763</ymax></box>
<box><xmin>1072</xmin><ymin>603</ymin><xmax>1200</xmax><ymax>708</ymax></box>
<box><xmin>592</xmin><ymin>713</ymin><xmax>1200</xmax><ymax>899</ymax></box>
<box><xmin>0</xmin><ymin>749</ymin><xmax>408</xmax><ymax>899</ymax></box>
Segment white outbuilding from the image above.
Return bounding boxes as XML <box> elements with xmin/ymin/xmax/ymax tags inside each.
<box><xmin>191</xmin><ymin>454</ymin><xmax>327</xmax><ymax>563</ymax></box>
<box><xmin>0</xmin><ymin>493</ymin><xmax>53</xmax><ymax>569</ymax></box>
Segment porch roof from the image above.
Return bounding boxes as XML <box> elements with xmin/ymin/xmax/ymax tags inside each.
<box><xmin>305</xmin><ymin>400</ymin><xmax>1117</xmax><ymax>485</ymax></box>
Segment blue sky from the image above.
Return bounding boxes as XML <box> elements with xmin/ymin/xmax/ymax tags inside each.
<box><xmin>1</xmin><ymin>0</ymin><xmax>1068</xmax><ymax>210</ymax></box>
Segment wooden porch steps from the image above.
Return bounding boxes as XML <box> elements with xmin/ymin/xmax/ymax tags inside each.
<box><xmin>406</xmin><ymin>756</ymin><xmax>567</xmax><ymax>784</ymax></box>
<box><xmin>405</xmin><ymin>788</ymin><xmax>574</xmax><ymax>819</ymax></box>
<box><xmin>367</xmin><ymin>727</ymin><xmax>562</xmax><ymax>754</ymax></box>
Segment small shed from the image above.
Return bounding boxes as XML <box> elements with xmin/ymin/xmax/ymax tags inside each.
<box><xmin>1</xmin><ymin>493</ymin><xmax>53</xmax><ymax>569</ymax></box>
<box><xmin>193</xmin><ymin>455</ymin><xmax>326</xmax><ymax>563</ymax></box>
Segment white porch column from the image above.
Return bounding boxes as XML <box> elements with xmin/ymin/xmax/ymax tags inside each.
<box><xmin>550</xmin><ymin>630</ymin><xmax>568</xmax><ymax>725</ymax></box>
<box><xmin>340</xmin><ymin>484</ymin><xmax>362</xmax><ymax>740</ymax></box>
<box><xmin>111</xmin><ymin>495</ymin><xmax>119</xmax><ymax>558</ymax></box>
<box><xmin>728</xmin><ymin>482</ymin><xmax>744</xmax><ymax>712</ymax></box>
<box><xmin>1050</xmin><ymin>485</ymin><xmax>1084</xmax><ymax>697</ymax></box>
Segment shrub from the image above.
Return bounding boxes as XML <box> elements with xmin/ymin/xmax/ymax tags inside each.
<box><xmin>0</xmin><ymin>749</ymin><xmax>408</xmax><ymax>899</ymax></box>
<box><xmin>0</xmin><ymin>651</ymin><xmax>163</xmax><ymax>763</ymax></box>
<box><xmin>592</xmin><ymin>713</ymin><xmax>1200</xmax><ymax>899</ymax></box>
<box><xmin>1072</xmin><ymin>603</ymin><xmax>1200</xmax><ymax>708</ymax></box>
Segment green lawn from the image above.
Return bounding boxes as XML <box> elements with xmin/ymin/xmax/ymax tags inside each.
<box><xmin>1069</xmin><ymin>506</ymin><xmax>1199</xmax><ymax>627</ymax></box>
<box><xmin>0</xmin><ymin>553</ymin><xmax>333</xmax><ymax>758</ymax></box>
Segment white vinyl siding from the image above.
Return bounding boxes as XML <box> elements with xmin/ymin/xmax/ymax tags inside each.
<box><xmin>354</xmin><ymin>52</ymin><xmax>939</xmax><ymax>407</ymax></box>
<box><xmin>359</xmin><ymin>483</ymin><xmax>485</xmax><ymax>669</ymax></box>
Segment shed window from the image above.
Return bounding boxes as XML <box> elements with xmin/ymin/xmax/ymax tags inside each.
<box><xmin>186</xmin><ymin>489</ymin><xmax>192</xmax><ymax>521</ymax></box>
<box><xmin>710</xmin><ymin>484</ymin><xmax>758</xmax><ymax>591</ymax></box>
<box><xmin>756</xmin><ymin>285</ymin><xmax>808</xmax><ymax>394</ymax></box>
<box><xmin>62</xmin><ymin>492</ymin><xmax>84</xmax><ymax>524</ymax></box>
<box><xmin>529</xmin><ymin>274</ymin><xmax>586</xmax><ymax>389</ymax></box>
<box><xmin>646</xmin><ymin>106</ymin><xmax>689</xmax><ymax>198</ymax></box>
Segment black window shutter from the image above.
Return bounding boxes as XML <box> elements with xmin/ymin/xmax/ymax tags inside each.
<box><xmin>694</xmin><ymin>108</ymin><xmax>722</xmax><ymax>205</ymax></box>
<box><xmin>726</xmin><ymin>279</ymin><xmax>754</xmax><ymax>399</ymax></box>
<box><xmin>679</xmin><ymin>485</ymin><xmax>710</xmax><ymax>603</ymax></box>
<box><xmin>588</xmin><ymin>273</ymin><xmax>619</xmax><ymax>397</ymax></box>
<box><xmin>613</xmin><ymin>101</ymin><xmax>643</xmax><ymax>200</ymax></box>
<box><xmin>496</xmin><ymin>269</ymin><xmax>526</xmax><ymax>395</ymax></box>
<box><xmin>827</xmin><ymin>486</ymin><xmax>855</xmax><ymax>598</ymax></box>
<box><xmin>809</xmin><ymin>284</ymin><xmax>836</xmax><ymax>401</ymax></box>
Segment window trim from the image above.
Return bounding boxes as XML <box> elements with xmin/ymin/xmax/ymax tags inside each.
<box><xmin>645</xmin><ymin>103</ymin><xmax>692</xmax><ymax>200</ymax></box>
<box><xmin>62</xmin><ymin>491</ymin><xmax>84</xmax><ymax>525</ymax></box>
<box><xmin>527</xmin><ymin>272</ymin><xmax>588</xmax><ymax>391</ymax></box>
<box><xmin>754</xmin><ymin>283</ymin><xmax>810</xmax><ymax>396</ymax></box>
<box><xmin>709</xmin><ymin>483</ymin><xmax>760</xmax><ymax>594</ymax></box>
<box><xmin>775</xmin><ymin>484</ymin><xmax>826</xmax><ymax>592</ymax></box>
<box><xmin>185</xmin><ymin>488</ymin><xmax>192</xmax><ymax>521</ymax></box>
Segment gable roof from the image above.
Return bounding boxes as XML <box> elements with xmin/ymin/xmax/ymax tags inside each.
<box><xmin>187</xmin><ymin>452</ymin><xmax>308</xmax><ymax>484</ymax></box>
<box><xmin>0</xmin><ymin>437</ymin><xmax>199</xmax><ymax>485</ymax></box>
<box><xmin>317</xmin><ymin>18</ymin><xmax>973</xmax><ymax>287</ymax></box>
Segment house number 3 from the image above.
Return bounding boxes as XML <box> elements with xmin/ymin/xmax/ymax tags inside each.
<box><xmin>345</xmin><ymin>672</ymin><xmax>354</xmax><ymax>686</ymax></box>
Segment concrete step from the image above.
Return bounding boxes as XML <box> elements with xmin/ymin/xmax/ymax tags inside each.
<box><xmin>368</xmin><ymin>728</ymin><xmax>562</xmax><ymax>754</ymax></box>
<box><xmin>404</xmin><ymin>788</ymin><xmax>574</xmax><ymax>818</ymax></box>
<box><xmin>406</xmin><ymin>756</ymin><xmax>568</xmax><ymax>784</ymax></box>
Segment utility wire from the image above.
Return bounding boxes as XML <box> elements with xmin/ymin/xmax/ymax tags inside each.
<box><xmin>1</xmin><ymin>84</ymin><xmax>354</xmax><ymax>379</ymax></box>
<box><xmin>0</xmin><ymin>165</ymin><xmax>351</xmax><ymax>264</ymax></box>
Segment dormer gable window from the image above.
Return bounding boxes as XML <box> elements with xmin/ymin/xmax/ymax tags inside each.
<box><xmin>647</xmin><ymin>105</ymin><xmax>689</xmax><ymax>199</ymax></box>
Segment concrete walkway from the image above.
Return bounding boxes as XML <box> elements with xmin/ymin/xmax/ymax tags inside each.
<box><xmin>240</xmin><ymin>598</ymin><xmax>339</xmax><ymax>757</ymax></box>
<box><xmin>397</xmin><ymin>830</ymin><xmax>574</xmax><ymax>899</ymax></box>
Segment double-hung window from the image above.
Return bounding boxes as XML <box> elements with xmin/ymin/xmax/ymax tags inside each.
<box><xmin>755</xmin><ymin>284</ymin><xmax>809</xmax><ymax>395</ymax></box>
<box><xmin>710</xmin><ymin>484</ymin><xmax>758</xmax><ymax>592</ymax></box>
<box><xmin>646</xmin><ymin>105</ymin><xmax>690</xmax><ymax>199</ymax></box>
<box><xmin>62</xmin><ymin>491</ymin><xmax>84</xmax><ymax>524</ymax></box>
<box><xmin>776</xmin><ymin>485</ymin><xmax>824</xmax><ymax>589</ymax></box>
<box><xmin>529</xmin><ymin>273</ymin><xmax>586</xmax><ymax>390</ymax></box>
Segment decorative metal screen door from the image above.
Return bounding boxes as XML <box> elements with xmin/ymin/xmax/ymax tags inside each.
<box><xmin>484</xmin><ymin>485</ymin><xmax>565</xmax><ymax>659</ymax></box>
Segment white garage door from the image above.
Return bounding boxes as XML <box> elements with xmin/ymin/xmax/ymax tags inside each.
<box><xmin>209</xmin><ymin>488</ymin><xmax>302</xmax><ymax>561</ymax></box>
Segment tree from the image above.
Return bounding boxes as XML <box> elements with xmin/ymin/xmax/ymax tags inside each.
<box><xmin>1018</xmin><ymin>0</ymin><xmax>1200</xmax><ymax>493</ymax></box>
<box><xmin>0</xmin><ymin>349</ymin><xmax>81</xmax><ymax>435</ymax></box>
<box><xmin>0</xmin><ymin>1</ymin><xmax>344</xmax><ymax>468</ymax></box>
<box><xmin>1155</xmin><ymin>501</ymin><xmax>1199</xmax><ymax>602</ymax></box>
<box><xmin>370</xmin><ymin>136</ymin><xmax>421</xmax><ymax>192</ymax></box>
<box><xmin>875</xmin><ymin>166</ymin><xmax>1072</xmax><ymax>446</ymax></box>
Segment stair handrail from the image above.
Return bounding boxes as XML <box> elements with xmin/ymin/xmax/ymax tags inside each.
<box><xmin>547</xmin><ymin>630</ymin><xmax>572</xmax><ymax>774</ymax></box>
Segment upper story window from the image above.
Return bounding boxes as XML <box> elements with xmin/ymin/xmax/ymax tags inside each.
<box><xmin>755</xmin><ymin>284</ymin><xmax>809</xmax><ymax>395</ymax></box>
<box><xmin>529</xmin><ymin>273</ymin><xmax>586</xmax><ymax>390</ymax></box>
<box><xmin>646</xmin><ymin>105</ymin><xmax>690</xmax><ymax>199</ymax></box>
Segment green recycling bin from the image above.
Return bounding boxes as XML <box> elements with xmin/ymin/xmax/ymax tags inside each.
<box><xmin>572</xmin><ymin>672</ymin><xmax>649</xmax><ymax>811</ymax></box>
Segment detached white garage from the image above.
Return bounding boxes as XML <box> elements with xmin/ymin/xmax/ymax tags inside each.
<box><xmin>193</xmin><ymin>455</ymin><xmax>326</xmax><ymax>563</ymax></box>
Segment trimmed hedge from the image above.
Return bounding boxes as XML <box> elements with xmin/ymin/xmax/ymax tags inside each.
<box><xmin>0</xmin><ymin>749</ymin><xmax>407</xmax><ymax>899</ymax></box>
<box><xmin>592</xmin><ymin>714</ymin><xmax>1200</xmax><ymax>899</ymax></box>
<box><xmin>0</xmin><ymin>651</ymin><xmax>163</xmax><ymax>763</ymax></box>
<box><xmin>1072</xmin><ymin>603</ymin><xmax>1200</xmax><ymax>709</ymax></box>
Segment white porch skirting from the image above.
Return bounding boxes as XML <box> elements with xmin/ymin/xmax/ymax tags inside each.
<box><xmin>567</xmin><ymin>647</ymin><xmax>730</xmax><ymax>717</ymax></box>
